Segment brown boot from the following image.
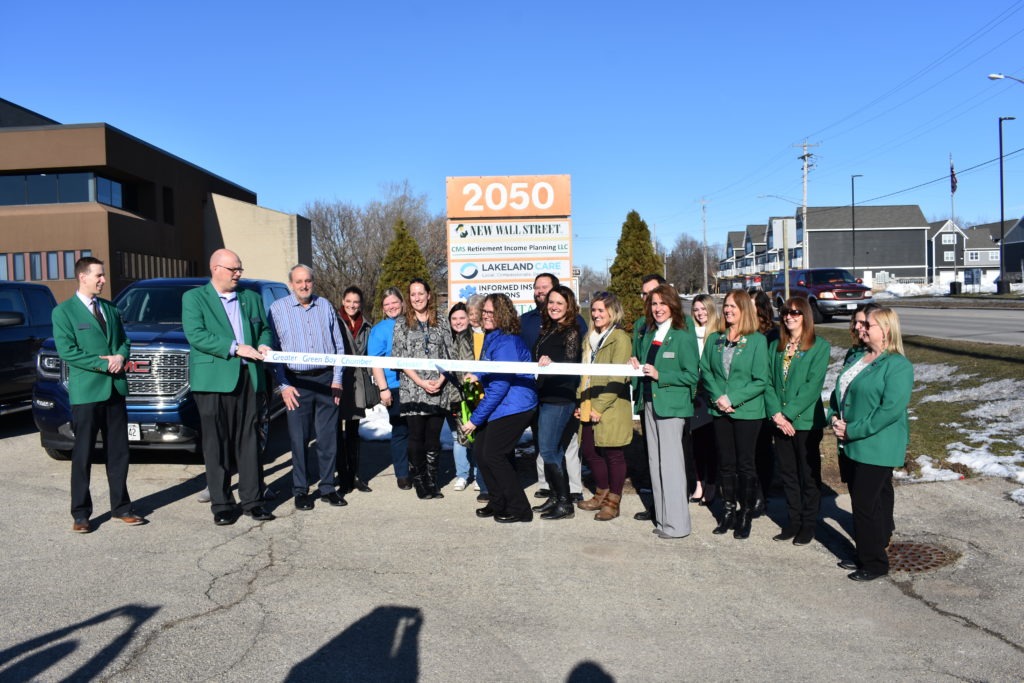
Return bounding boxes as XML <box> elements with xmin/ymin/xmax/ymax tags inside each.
<box><xmin>595</xmin><ymin>492</ymin><xmax>621</xmax><ymax>521</ymax></box>
<box><xmin>577</xmin><ymin>488</ymin><xmax>609</xmax><ymax>511</ymax></box>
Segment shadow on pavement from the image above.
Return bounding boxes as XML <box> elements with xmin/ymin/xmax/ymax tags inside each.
<box><xmin>285</xmin><ymin>605</ymin><xmax>422</xmax><ymax>681</ymax></box>
<box><xmin>0</xmin><ymin>411</ymin><xmax>37</xmax><ymax>440</ymax></box>
<box><xmin>0</xmin><ymin>604</ymin><xmax>160</xmax><ymax>681</ymax></box>
<box><xmin>567</xmin><ymin>660</ymin><xmax>615</xmax><ymax>681</ymax></box>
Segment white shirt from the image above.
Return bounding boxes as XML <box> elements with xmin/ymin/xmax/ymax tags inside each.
<box><xmin>75</xmin><ymin>291</ymin><xmax>106</xmax><ymax>322</ymax></box>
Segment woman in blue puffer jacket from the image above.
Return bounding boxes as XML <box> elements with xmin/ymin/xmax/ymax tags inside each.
<box><xmin>462</xmin><ymin>293</ymin><xmax>538</xmax><ymax>524</ymax></box>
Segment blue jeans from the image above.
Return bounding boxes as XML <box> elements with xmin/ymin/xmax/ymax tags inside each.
<box><xmin>388</xmin><ymin>393</ymin><xmax>409</xmax><ymax>478</ymax></box>
<box><xmin>537</xmin><ymin>402</ymin><xmax>575</xmax><ymax>470</ymax></box>
<box><xmin>451</xmin><ymin>431</ymin><xmax>486</xmax><ymax>492</ymax></box>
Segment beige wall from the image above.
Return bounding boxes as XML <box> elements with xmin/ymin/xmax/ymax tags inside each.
<box><xmin>204</xmin><ymin>193</ymin><xmax>312</xmax><ymax>283</ymax></box>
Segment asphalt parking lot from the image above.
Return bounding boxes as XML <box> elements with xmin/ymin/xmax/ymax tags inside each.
<box><xmin>0</xmin><ymin>413</ymin><xmax>1021</xmax><ymax>682</ymax></box>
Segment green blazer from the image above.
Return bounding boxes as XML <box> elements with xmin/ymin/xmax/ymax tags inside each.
<box><xmin>699</xmin><ymin>330</ymin><xmax>769</xmax><ymax>421</ymax></box>
<box><xmin>633</xmin><ymin>319</ymin><xmax>700</xmax><ymax>419</ymax></box>
<box><xmin>577</xmin><ymin>328</ymin><xmax>633</xmax><ymax>448</ymax></box>
<box><xmin>765</xmin><ymin>336</ymin><xmax>830</xmax><ymax>431</ymax></box>
<box><xmin>182</xmin><ymin>283</ymin><xmax>273</xmax><ymax>393</ymax></box>
<box><xmin>52</xmin><ymin>296</ymin><xmax>131</xmax><ymax>405</ymax></box>
<box><xmin>827</xmin><ymin>352</ymin><xmax>914</xmax><ymax>468</ymax></box>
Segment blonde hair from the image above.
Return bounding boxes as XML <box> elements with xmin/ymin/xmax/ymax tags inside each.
<box><xmin>720</xmin><ymin>290</ymin><xmax>758</xmax><ymax>337</ymax></box>
<box><xmin>590</xmin><ymin>292</ymin><xmax>624</xmax><ymax>329</ymax></box>
<box><xmin>691</xmin><ymin>294</ymin><xmax>719</xmax><ymax>335</ymax></box>
<box><xmin>870</xmin><ymin>307</ymin><xmax>905</xmax><ymax>356</ymax></box>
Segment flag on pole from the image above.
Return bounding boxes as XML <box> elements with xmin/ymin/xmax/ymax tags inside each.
<box><xmin>950</xmin><ymin>158</ymin><xmax>958</xmax><ymax>194</ymax></box>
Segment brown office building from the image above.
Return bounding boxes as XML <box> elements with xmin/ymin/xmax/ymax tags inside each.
<box><xmin>0</xmin><ymin>99</ymin><xmax>310</xmax><ymax>301</ymax></box>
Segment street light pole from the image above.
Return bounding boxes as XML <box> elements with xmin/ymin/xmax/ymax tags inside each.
<box><xmin>989</xmin><ymin>73</ymin><xmax>1024</xmax><ymax>85</ymax></box>
<box><xmin>998</xmin><ymin>116</ymin><xmax>1015</xmax><ymax>294</ymax></box>
<box><xmin>851</xmin><ymin>174</ymin><xmax>863</xmax><ymax>278</ymax></box>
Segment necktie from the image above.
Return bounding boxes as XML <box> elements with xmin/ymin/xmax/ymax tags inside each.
<box><xmin>92</xmin><ymin>298</ymin><xmax>108</xmax><ymax>335</ymax></box>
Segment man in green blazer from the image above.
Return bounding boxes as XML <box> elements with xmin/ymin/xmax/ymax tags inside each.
<box><xmin>182</xmin><ymin>248</ymin><xmax>274</xmax><ymax>525</ymax></box>
<box><xmin>52</xmin><ymin>257</ymin><xmax>144</xmax><ymax>533</ymax></box>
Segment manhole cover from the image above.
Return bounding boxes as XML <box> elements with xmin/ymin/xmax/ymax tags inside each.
<box><xmin>887</xmin><ymin>541</ymin><xmax>959</xmax><ymax>572</ymax></box>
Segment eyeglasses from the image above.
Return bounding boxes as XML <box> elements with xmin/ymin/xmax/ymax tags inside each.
<box><xmin>481</xmin><ymin>309</ymin><xmax>495</xmax><ymax>317</ymax></box>
<box><xmin>781</xmin><ymin>309</ymin><xmax>804</xmax><ymax>317</ymax></box>
<box><xmin>215</xmin><ymin>265</ymin><xmax>244</xmax><ymax>274</ymax></box>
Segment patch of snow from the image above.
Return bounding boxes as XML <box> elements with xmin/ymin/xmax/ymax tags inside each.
<box><xmin>912</xmin><ymin>363</ymin><xmax>973</xmax><ymax>386</ymax></box>
<box><xmin>1011</xmin><ymin>488</ymin><xmax>1024</xmax><ymax>504</ymax></box>
<box><xmin>876</xmin><ymin>282</ymin><xmax>1024</xmax><ymax>297</ymax></box>
<box><xmin>898</xmin><ymin>455</ymin><xmax>964</xmax><ymax>483</ymax></box>
<box><xmin>919</xmin><ymin>378</ymin><xmax>1024</xmax><ymax>404</ymax></box>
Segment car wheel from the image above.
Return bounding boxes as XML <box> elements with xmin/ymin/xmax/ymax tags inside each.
<box><xmin>45</xmin><ymin>447</ymin><xmax>72</xmax><ymax>461</ymax></box>
<box><xmin>810</xmin><ymin>301</ymin><xmax>824</xmax><ymax>324</ymax></box>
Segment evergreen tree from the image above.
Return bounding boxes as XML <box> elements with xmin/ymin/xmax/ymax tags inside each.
<box><xmin>374</xmin><ymin>219</ymin><xmax>432</xmax><ymax>319</ymax></box>
<box><xmin>608</xmin><ymin>210</ymin><xmax>663</xmax><ymax>332</ymax></box>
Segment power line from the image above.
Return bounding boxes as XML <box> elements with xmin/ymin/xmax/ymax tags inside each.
<box><xmin>858</xmin><ymin>146</ymin><xmax>1024</xmax><ymax>204</ymax></box>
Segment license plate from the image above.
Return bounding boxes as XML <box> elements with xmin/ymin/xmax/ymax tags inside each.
<box><xmin>127</xmin><ymin>423</ymin><xmax>141</xmax><ymax>441</ymax></box>
<box><xmin>846</xmin><ymin>304</ymin><xmax>857</xmax><ymax>309</ymax></box>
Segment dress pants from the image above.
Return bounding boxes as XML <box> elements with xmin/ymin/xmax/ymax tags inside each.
<box><xmin>194</xmin><ymin>370</ymin><xmax>261</xmax><ymax>514</ymax></box>
<box><xmin>70</xmin><ymin>393</ymin><xmax>132</xmax><ymax>519</ymax></box>
<box><xmin>713</xmin><ymin>416</ymin><xmax>761</xmax><ymax>480</ymax></box>
<box><xmin>774</xmin><ymin>428</ymin><xmax>823</xmax><ymax>529</ymax></box>
<box><xmin>284</xmin><ymin>369</ymin><xmax>339</xmax><ymax>496</ymax></box>
<box><xmin>846</xmin><ymin>457</ymin><xmax>895</xmax><ymax>574</ymax></box>
<box><xmin>477</xmin><ymin>409</ymin><xmax>535</xmax><ymax>517</ymax></box>
<box><xmin>644</xmin><ymin>404</ymin><xmax>691</xmax><ymax>538</ymax></box>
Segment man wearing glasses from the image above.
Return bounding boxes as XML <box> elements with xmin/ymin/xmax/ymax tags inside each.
<box><xmin>183</xmin><ymin>249</ymin><xmax>275</xmax><ymax>525</ymax></box>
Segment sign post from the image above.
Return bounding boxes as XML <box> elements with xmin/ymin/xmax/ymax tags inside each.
<box><xmin>446</xmin><ymin>175</ymin><xmax>571</xmax><ymax>314</ymax></box>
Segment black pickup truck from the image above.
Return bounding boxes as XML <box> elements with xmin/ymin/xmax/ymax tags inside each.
<box><xmin>0</xmin><ymin>281</ymin><xmax>57</xmax><ymax>417</ymax></box>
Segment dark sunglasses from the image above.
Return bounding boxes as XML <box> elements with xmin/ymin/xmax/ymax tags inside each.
<box><xmin>781</xmin><ymin>309</ymin><xmax>804</xmax><ymax>317</ymax></box>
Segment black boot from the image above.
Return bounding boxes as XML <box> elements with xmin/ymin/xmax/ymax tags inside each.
<box><xmin>351</xmin><ymin>441</ymin><xmax>372</xmax><ymax>492</ymax></box>
<box><xmin>532</xmin><ymin>463</ymin><xmax>559</xmax><ymax>513</ymax></box>
<box><xmin>424</xmin><ymin>450</ymin><xmax>444</xmax><ymax>499</ymax></box>
<box><xmin>541</xmin><ymin>463</ymin><xmax>574</xmax><ymax>520</ymax></box>
<box><xmin>409</xmin><ymin>460</ymin><xmax>431</xmax><ymax>500</ymax></box>
<box><xmin>713</xmin><ymin>474</ymin><xmax>737</xmax><ymax>535</ymax></box>
<box><xmin>734</xmin><ymin>476</ymin><xmax>754</xmax><ymax>540</ymax></box>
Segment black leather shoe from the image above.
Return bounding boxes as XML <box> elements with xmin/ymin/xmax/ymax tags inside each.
<box><xmin>837</xmin><ymin>560</ymin><xmax>860</xmax><ymax>570</ymax></box>
<box><xmin>322</xmin><ymin>491</ymin><xmax>348</xmax><ymax>507</ymax></box>
<box><xmin>773</xmin><ymin>527</ymin><xmax>799</xmax><ymax>542</ymax></box>
<box><xmin>533</xmin><ymin>488</ymin><xmax>552</xmax><ymax>499</ymax></box>
<box><xmin>244</xmin><ymin>506</ymin><xmax>275</xmax><ymax>521</ymax></box>
<box><xmin>634</xmin><ymin>509</ymin><xmax>653</xmax><ymax>521</ymax></box>
<box><xmin>476</xmin><ymin>493</ymin><xmax>490</xmax><ymax>503</ymax></box>
<box><xmin>475</xmin><ymin>505</ymin><xmax>497</xmax><ymax>518</ymax></box>
<box><xmin>495</xmin><ymin>512</ymin><xmax>533</xmax><ymax>523</ymax></box>
<box><xmin>213</xmin><ymin>511</ymin><xmax>236</xmax><ymax>526</ymax></box>
<box><xmin>294</xmin><ymin>494</ymin><xmax>314</xmax><ymax>511</ymax></box>
<box><xmin>396</xmin><ymin>477</ymin><xmax>412</xmax><ymax>490</ymax></box>
<box><xmin>848</xmin><ymin>568</ymin><xmax>887</xmax><ymax>582</ymax></box>
<box><xmin>793</xmin><ymin>527</ymin><xmax>815</xmax><ymax>546</ymax></box>
<box><xmin>354</xmin><ymin>478</ymin><xmax>373</xmax><ymax>493</ymax></box>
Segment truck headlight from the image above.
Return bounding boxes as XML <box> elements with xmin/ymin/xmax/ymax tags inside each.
<box><xmin>819</xmin><ymin>291</ymin><xmax>836</xmax><ymax>299</ymax></box>
<box><xmin>37</xmin><ymin>353</ymin><xmax>62</xmax><ymax>381</ymax></box>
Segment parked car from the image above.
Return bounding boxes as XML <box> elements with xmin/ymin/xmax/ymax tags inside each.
<box><xmin>33</xmin><ymin>277</ymin><xmax>291</xmax><ymax>460</ymax></box>
<box><xmin>771</xmin><ymin>268</ymin><xmax>874</xmax><ymax>323</ymax></box>
<box><xmin>0</xmin><ymin>282</ymin><xmax>58</xmax><ymax>417</ymax></box>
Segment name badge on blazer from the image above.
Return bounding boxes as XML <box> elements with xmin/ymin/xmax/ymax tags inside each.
<box><xmin>77</xmin><ymin>324</ymin><xmax>92</xmax><ymax>330</ymax></box>
<box><xmin>663</xmin><ymin>351</ymin><xmax>675</xmax><ymax>358</ymax></box>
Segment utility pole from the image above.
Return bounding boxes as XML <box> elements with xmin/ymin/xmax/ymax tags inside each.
<box><xmin>698</xmin><ymin>198</ymin><xmax>710</xmax><ymax>294</ymax></box>
<box><xmin>792</xmin><ymin>140</ymin><xmax>820</xmax><ymax>297</ymax></box>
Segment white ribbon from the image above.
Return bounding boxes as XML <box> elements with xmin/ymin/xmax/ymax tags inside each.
<box><xmin>263</xmin><ymin>350</ymin><xmax>642</xmax><ymax>377</ymax></box>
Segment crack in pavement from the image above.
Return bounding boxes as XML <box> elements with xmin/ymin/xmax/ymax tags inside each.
<box><xmin>892</xmin><ymin>577</ymin><xmax>1024</xmax><ymax>655</ymax></box>
<box><xmin>99</xmin><ymin>518</ymin><xmax>292</xmax><ymax>681</ymax></box>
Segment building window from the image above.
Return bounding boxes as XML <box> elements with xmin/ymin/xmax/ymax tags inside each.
<box><xmin>63</xmin><ymin>251</ymin><xmax>76</xmax><ymax>279</ymax></box>
<box><xmin>967</xmin><ymin>251</ymin><xmax>980</xmax><ymax>262</ymax></box>
<box><xmin>12</xmin><ymin>254</ymin><xmax>25</xmax><ymax>281</ymax></box>
<box><xmin>29</xmin><ymin>253</ymin><xmax>42</xmax><ymax>280</ymax></box>
<box><xmin>162</xmin><ymin>187</ymin><xmax>175</xmax><ymax>225</ymax></box>
<box><xmin>96</xmin><ymin>177</ymin><xmax>123</xmax><ymax>208</ymax></box>
<box><xmin>942</xmin><ymin>234</ymin><xmax>955</xmax><ymax>244</ymax></box>
<box><xmin>0</xmin><ymin>175</ymin><xmax>26</xmax><ymax>204</ymax></box>
<box><xmin>989</xmin><ymin>251</ymin><xmax>999</xmax><ymax>261</ymax></box>
<box><xmin>47</xmin><ymin>252</ymin><xmax>59</xmax><ymax>279</ymax></box>
<box><xmin>58</xmin><ymin>173</ymin><xmax>91</xmax><ymax>202</ymax></box>
<box><xmin>0</xmin><ymin>254</ymin><xmax>7</xmax><ymax>280</ymax></box>
<box><xmin>943</xmin><ymin>251</ymin><xmax>954</xmax><ymax>262</ymax></box>
<box><xmin>26</xmin><ymin>174</ymin><xmax>59</xmax><ymax>205</ymax></box>
<box><xmin>81</xmin><ymin>250</ymin><xmax>92</xmax><ymax>258</ymax></box>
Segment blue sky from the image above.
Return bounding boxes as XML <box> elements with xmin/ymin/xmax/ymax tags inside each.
<box><xmin>5</xmin><ymin>0</ymin><xmax>1024</xmax><ymax>269</ymax></box>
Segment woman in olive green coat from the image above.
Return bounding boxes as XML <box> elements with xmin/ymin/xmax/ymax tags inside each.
<box><xmin>630</xmin><ymin>284</ymin><xmax>700</xmax><ymax>539</ymax></box>
<box><xmin>766</xmin><ymin>296</ymin><xmax>830</xmax><ymax>546</ymax></box>
<box><xmin>576</xmin><ymin>292</ymin><xmax>633</xmax><ymax>521</ymax></box>
<box><xmin>698</xmin><ymin>290</ymin><xmax>769</xmax><ymax>539</ymax></box>
<box><xmin>829</xmin><ymin>306</ymin><xmax>913</xmax><ymax>582</ymax></box>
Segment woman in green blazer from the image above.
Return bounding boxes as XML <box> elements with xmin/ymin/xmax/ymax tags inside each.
<box><xmin>766</xmin><ymin>296</ymin><xmax>830</xmax><ymax>546</ymax></box>
<box><xmin>698</xmin><ymin>290</ymin><xmax>769</xmax><ymax>539</ymax></box>
<box><xmin>576</xmin><ymin>292</ymin><xmax>633</xmax><ymax>521</ymax></box>
<box><xmin>630</xmin><ymin>284</ymin><xmax>700</xmax><ymax>539</ymax></box>
<box><xmin>828</xmin><ymin>306</ymin><xmax>913</xmax><ymax>582</ymax></box>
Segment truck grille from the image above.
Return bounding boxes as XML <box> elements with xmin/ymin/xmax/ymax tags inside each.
<box><xmin>126</xmin><ymin>350</ymin><xmax>189</xmax><ymax>400</ymax></box>
<box><xmin>836</xmin><ymin>290</ymin><xmax>867</xmax><ymax>299</ymax></box>
<box><xmin>60</xmin><ymin>349</ymin><xmax>190</xmax><ymax>404</ymax></box>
